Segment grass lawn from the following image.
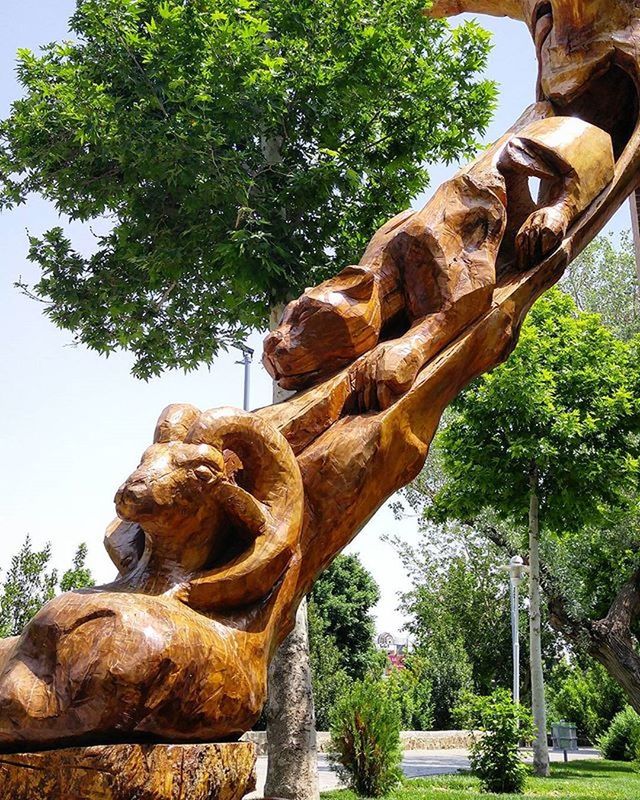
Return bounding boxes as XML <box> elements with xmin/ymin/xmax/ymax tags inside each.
<box><xmin>321</xmin><ymin>760</ymin><xmax>640</xmax><ymax>800</ymax></box>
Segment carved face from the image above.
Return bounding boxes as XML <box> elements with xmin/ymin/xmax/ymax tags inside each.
<box><xmin>115</xmin><ymin>442</ymin><xmax>226</xmax><ymax>524</ymax></box>
<box><xmin>263</xmin><ymin>265</ymin><xmax>381</xmax><ymax>388</ymax></box>
<box><xmin>107</xmin><ymin>405</ymin><xmax>304</xmax><ymax>597</ymax></box>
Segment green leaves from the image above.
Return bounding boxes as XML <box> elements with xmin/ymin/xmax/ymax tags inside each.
<box><xmin>455</xmin><ymin>689</ymin><xmax>534</xmax><ymax>794</ymax></box>
<box><xmin>1</xmin><ymin>0</ymin><xmax>495</xmax><ymax>377</ymax></box>
<box><xmin>0</xmin><ymin>538</ymin><xmax>94</xmax><ymax>638</ymax></box>
<box><xmin>432</xmin><ymin>289</ymin><xmax>640</xmax><ymax>533</ymax></box>
<box><xmin>561</xmin><ymin>232</ymin><xmax>640</xmax><ymax>341</ymax></box>
<box><xmin>310</xmin><ymin>554</ymin><xmax>380</xmax><ymax>681</ymax></box>
<box><xmin>329</xmin><ymin>677</ymin><xmax>403</xmax><ymax>797</ymax></box>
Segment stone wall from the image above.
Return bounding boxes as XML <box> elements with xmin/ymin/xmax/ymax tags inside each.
<box><xmin>241</xmin><ymin>730</ymin><xmax>476</xmax><ymax>755</ymax></box>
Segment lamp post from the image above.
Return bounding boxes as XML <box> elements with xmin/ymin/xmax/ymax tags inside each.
<box><xmin>507</xmin><ymin>555</ymin><xmax>527</xmax><ymax>705</ymax></box>
<box><xmin>235</xmin><ymin>344</ymin><xmax>254</xmax><ymax>411</ymax></box>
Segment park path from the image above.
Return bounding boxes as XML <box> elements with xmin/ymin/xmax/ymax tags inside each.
<box><xmin>248</xmin><ymin>747</ymin><xmax>600</xmax><ymax>796</ymax></box>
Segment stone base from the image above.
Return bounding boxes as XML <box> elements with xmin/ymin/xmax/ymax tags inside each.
<box><xmin>0</xmin><ymin>741</ymin><xmax>256</xmax><ymax>800</ymax></box>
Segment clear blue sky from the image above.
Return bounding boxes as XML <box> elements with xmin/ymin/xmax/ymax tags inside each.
<box><xmin>0</xmin><ymin>3</ymin><xmax>630</xmax><ymax>634</ymax></box>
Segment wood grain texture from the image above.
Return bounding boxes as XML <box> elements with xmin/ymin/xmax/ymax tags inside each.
<box><xmin>0</xmin><ymin>407</ymin><xmax>305</xmax><ymax>749</ymax></box>
<box><xmin>0</xmin><ymin>0</ymin><xmax>639</xmax><ymax>758</ymax></box>
<box><xmin>263</xmin><ymin>112</ymin><xmax>614</xmax><ymax>403</ymax></box>
<box><xmin>0</xmin><ymin>742</ymin><xmax>256</xmax><ymax>800</ymax></box>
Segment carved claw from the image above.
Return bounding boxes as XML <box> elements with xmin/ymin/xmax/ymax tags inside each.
<box><xmin>515</xmin><ymin>206</ymin><xmax>568</xmax><ymax>269</ymax></box>
<box><xmin>349</xmin><ymin>340</ymin><xmax>422</xmax><ymax>412</ymax></box>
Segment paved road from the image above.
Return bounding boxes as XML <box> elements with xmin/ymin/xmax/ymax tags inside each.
<box><xmin>248</xmin><ymin>747</ymin><xmax>600</xmax><ymax>796</ymax></box>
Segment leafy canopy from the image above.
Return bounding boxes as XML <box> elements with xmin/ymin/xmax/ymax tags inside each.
<box><xmin>0</xmin><ymin>537</ymin><xmax>94</xmax><ymax>638</ymax></box>
<box><xmin>393</xmin><ymin>524</ymin><xmax>511</xmax><ymax>697</ymax></box>
<box><xmin>561</xmin><ymin>231</ymin><xmax>640</xmax><ymax>341</ymax></box>
<box><xmin>547</xmin><ymin>660</ymin><xmax>625</xmax><ymax>743</ymax></box>
<box><xmin>307</xmin><ymin>599</ymin><xmax>351</xmax><ymax>731</ymax></box>
<box><xmin>431</xmin><ymin>289</ymin><xmax>640</xmax><ymax>532</ymax></box>
<box><xmin>310</xmin><ymin>553</ymin><xmax>380</xmax><ymax>681</ymax></box>
<box><xmin>0</xmin><ymin>0</ymin><xmax>496</xmax><ymax>378</ymax></box>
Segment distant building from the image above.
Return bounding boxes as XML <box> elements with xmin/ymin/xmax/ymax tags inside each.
<box><xmin>376</xmin><ymin>631</ymin><xmax>411</xmax><ymax>670</ymax></box>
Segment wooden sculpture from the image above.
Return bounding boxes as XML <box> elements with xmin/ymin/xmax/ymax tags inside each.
<box><xmin>263</xmin><ymin>113</ymin><xmax>614</xmax><ymax>408</ymax></box>
<box><xmin>1</xmin><ymin>1</ymin><xmax>640</xmax><ymax>794</ymax></box>
<box><xmin>0</xmin><ymin>406</ymin><xmax>305</xmax><ymax>748</ymax></box>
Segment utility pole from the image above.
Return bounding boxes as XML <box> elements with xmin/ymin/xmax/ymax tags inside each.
<box><xmin>235</xmin><ymin>344</ymin><xmax>254</xmax><ymax>411</ymax></box>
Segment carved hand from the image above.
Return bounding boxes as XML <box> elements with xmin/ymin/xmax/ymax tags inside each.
<box><xmin>515</xmin><ymin>205</ymin><xmax>568</xmax><ymax>269</ymax></box>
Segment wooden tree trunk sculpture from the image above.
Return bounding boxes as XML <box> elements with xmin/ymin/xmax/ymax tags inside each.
<box><xmin>1</xmin><ymin>1</ymin><xmax>640</xmax><ymax>797</ymax></box>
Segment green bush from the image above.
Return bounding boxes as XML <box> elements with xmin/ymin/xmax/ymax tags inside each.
<box><xmin>455</xmin><ymin>689</ymin><xmax>534</xmax><ymax>794</ymax></box>
<box><xmin>329</xmin><ymin>678</ymin><xmax>403</xmax><ymax>797</ymax></box>
<box><xmin>382</xmin><ymin>659</ymin><xmax>434</xmax><ymax>731</ymax></box>
<box><xmin>547</xmin><ymin>661</ymin><xmax>625</xmax><ymax>743</ymax></box>
<box><xmin>598</xmin><ymin>707</ymin><xmax>640</xmax><ymax>761</ymax></box>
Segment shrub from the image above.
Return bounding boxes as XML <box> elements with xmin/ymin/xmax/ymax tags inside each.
<box><xmin>547</xmin><ymin>661</ymin><xmax>625</xmax><ymax>743</ymax></box>
<box><xmin>455</xmin><ymin>689</ymin><xmax>534</xmax><ymax>794</ymax></box>
<box><xmin>382</xmin><ymin>659</ymin><xmax>434</xmax><ymax>731</ymax></box>
<box><xmin>329</xmin><ymin>678</ymin><xmax>403</xmax><ymax>797</ymax></box>
<box><xmin>598</xmin><ymin>706</ymin><xmax>640</xmax><ymax>761</ymax></box>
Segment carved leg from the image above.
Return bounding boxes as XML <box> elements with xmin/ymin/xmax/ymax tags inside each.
<box><xmin>497</xmin><ymin>117</ymin><xmax>615</xmax><ymax>269</ymax></box>
<box><xmin>348</xmin><ymin>293</ymin><xmax>492</xmax><ymax>411</ymax></box>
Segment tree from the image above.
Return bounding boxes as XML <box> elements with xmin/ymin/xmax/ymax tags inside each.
<box><xmin>1</xmin><ymin>2</ymin><xmax>496</xmax><ymax>794</ymax></box>
<box><xmin>0</xmin><ymin>537</ymin><xmax>94</xmax><ymax>638</ymax></box>
<box><xmin>0</xmin><ymin>0</ymin><xmax>496</xmax><ymax>379</ymax></box>
<box><xmin>541</xmin><ymin>505</ymin><xmax>640</xmax><ymax>714</ymax></box>
<box><xmin>413</xmin><ymin>633</ymin><xmax>473</xmax><ymax>730</ymax></box>
<box><xmin>309</xmin><ymin>554</ymin><xmax>380</xmax><ymax>681</ymax></box>
<box><xmin>390</xmin><ymin>518</ymin><xmax>560</xmax><ymax>727</ymax></box>
<box><xmin>547</xmin><ymin>659</ymin><xmax>626</xmax><ymax>743</ymax></box>
<box><xmin>428</xmin><ymin>289</ymin><xmax>640</xmax><ymax>774</ymax></box>
<box><xmin>307</xmin><ymin>555</ymin><xmax>380</xmax><ymax>730</ymax></box>
<box><xmin>415</xmin><ymin>500</ymin><xmax>640</xmax><ymax>724</ymax></box>
<box><xmin>381</xmin><ymin>658</ymin><xmax>434</xmax><ymax>731</ymax></box>
<box><xmin>393</xmin><ymin>522</ymin><xmax>512</xmax><ymax>696</ymax></box>
<box><xmin>0</xmin><ymin>537</ymin><xmax>57</xmax><ymax>638</ymax></box>
<box><xmin>60</xmin><ymin>542</ymin><xmax>95</xmax><ymax>592</ymax></box>
<box><xmin>560</xmin><ymin>232</ymin><xmax>640</xmax><ymax>341</ymax></box>
<box><xmin>307</xmin><ymin>600</ymin><xmax>351</xmax><ymax>731</ymax></box>
<box><xmin>392</xmin><ymin>486</ymin><xmax>564</xmax><ymax>722</ymax></box>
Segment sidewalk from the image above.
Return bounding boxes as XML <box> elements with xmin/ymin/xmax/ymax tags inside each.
<box><xmin>248</xmin><ymin>747</ymin><xmax>600</xmax><ymax>796</ymax></box>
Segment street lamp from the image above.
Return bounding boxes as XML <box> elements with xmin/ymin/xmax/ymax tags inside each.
<box><xmin>234</xmin><ymin>344</ymin><xmax>254</xmax><ymax>411</ymax></box>
<box><xmin>506</xmin><ymin>555</ymin><xmax>528</xmax><ymax>705</ymax></box>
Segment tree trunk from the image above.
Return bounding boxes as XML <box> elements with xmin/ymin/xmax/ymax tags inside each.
<box><xmin>528</xmin><ymin>468</ymin><xmax>550</xmax><ymax>778</ymax></box>
<box><xmin>481</xmin><ymin>521</ymin><xmax>640</xmax><ymax>717</ymax></box>
<box><xmin>265</xmin><ymin>598</ymin><xmax>319</xmax><ymax>800</ymax></box>
<box><xmin>548</xmin><ymin>567</ymin><xmax>640</xmax><ymax>713</ymax></box>
<box><xmin>265</xmin><ymin>305</ymin><xmax>319</xmax><ymax>800</ymax></box>
<box><xmin>629</xmin><ymin>190</ymin><xmax>640</xmax><ymax>287</ymax></box>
